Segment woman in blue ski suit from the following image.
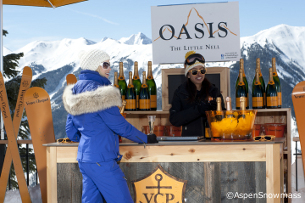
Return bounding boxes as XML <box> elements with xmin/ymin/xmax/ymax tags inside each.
<box><xmin>63</xmin><ymin>49</ymin><xmax>157</xmax><ymax>203</ymax></box>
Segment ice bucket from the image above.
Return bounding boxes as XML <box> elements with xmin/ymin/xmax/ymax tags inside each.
<box><xmin>206</xmin><ymin>110</ymin><xmax>257</xmax><ymax>141</ymax></box>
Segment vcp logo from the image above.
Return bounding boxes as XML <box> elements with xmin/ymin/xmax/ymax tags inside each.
<box><xmin>132</xmin><ymin>165</ymin><xmax>187</xmax><ymax>203</ymax></box>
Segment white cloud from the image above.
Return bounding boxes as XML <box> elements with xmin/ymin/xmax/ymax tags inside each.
<box><xmin>65</xmin><ymin>8</ymin><xmax>119</xmax><ymax>25</ymax></box>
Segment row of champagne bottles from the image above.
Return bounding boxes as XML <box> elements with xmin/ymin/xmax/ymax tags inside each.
<box><xmin>236</xmin><ymin>57</ymin><xmax>281</xmax><ymax>109</ymax></box>
<box><xmin>113</xmin><ymin>61</ymin><xmax>157</xmax><ymax>111</ymax></box>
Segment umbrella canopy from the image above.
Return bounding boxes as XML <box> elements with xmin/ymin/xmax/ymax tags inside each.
<box><xmin>3</xmin><ymin>0</ymin><xmax>87</xmax><ymax>8</ymax></box>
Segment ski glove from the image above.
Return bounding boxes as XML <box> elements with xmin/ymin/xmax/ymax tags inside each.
<box><xmin>147</xmin><ymin>134</ymin><xmax>158</xmax><ymax>143</ymax></box>
<box><xmin>197</xmin><ymin>100</ymin><xmax>217</xmax><ymax>115</ymax></box>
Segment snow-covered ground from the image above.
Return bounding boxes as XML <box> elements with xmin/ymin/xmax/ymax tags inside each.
<box><xmin>4</xmin><ymin>185</ymin><xmax>41</xmax><ymax>203</ymax></box>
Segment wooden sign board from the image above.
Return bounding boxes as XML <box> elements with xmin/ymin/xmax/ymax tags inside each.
<box><xmin>161</xmin><ymin>67</ymin><xmax>230</xmax><ymax>110</ymax></box>
<box><xmin>132</xmin><ymin>165</ymin><xmax>187</xmax><ymax>202</ymax></box>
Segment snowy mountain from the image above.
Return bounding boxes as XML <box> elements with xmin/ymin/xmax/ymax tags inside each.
<box><xmin>8</xmin><ymin>24</ymin><xmax>305</xmax><ymax>139</ymax></box>
<box><xmin>119</xmin><ymin>32</ymin><xmax>152</xmax><ymax>45</ymax></box>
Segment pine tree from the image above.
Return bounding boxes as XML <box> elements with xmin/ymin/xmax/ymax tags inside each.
<box><xmin>0</xmin><ymin>30</ymin><xmax>47</xmax><ymax>189</ymax></box>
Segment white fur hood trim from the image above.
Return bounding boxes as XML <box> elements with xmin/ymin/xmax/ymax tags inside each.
<box><xmin>63</xmin><ymin>84</ymin><xmax>122</xmax><ymax>116</ymax></box>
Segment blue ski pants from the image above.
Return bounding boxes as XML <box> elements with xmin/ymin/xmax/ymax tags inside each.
<box><xmin>78</xmin><ymin>160</ymin><xmax>133</xmax><ymax>203</ymax></box>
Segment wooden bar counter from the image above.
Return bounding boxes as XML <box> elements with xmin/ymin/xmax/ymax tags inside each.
<box><xmin>45</xmin><ymin>139</ymin><xmax>284</xmax><ymax>203</ymax></box>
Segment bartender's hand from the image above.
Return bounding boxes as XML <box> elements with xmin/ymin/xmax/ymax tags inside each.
<box><xmin>209</xmin><ymin>99</ymin><xmax>217</xmax><ymax>110</ymax></box>
<box><xmin>147</xmin><ymin>134</ymin><xmax>158</xmax><ymax>143</ymax></box>
<box><xmin>197</xmin><ymin>101</ymin><xmax>214</xmax><ymax>114</ymax></box>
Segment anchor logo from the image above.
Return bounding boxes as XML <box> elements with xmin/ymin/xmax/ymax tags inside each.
<box><xmin>33</xmin><ymin>92</ymin><xmax>39</xmax><ymax>98</ymax></box>
<box><xmin>132</xmin><ymin>165</ymin><xmax>187</xmax><ymax>203</ymax></box>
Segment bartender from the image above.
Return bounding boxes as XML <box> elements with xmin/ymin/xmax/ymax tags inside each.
<box><xmin>170</xmin><ymin>51</ymin><xmax>225</xmax><ymax>137</ymax></box>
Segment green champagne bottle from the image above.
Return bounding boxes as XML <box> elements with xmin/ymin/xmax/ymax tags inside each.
<box><xmin>238</xmin><ymin>97</ymin><xmax>246</xmax><ymax>119</ymax></box>
<box><xmin>272</xmin><ymin>58</ymin><xmax>282</xmax><ymax>108</ymax></box>
<box><xmin>139</xmin><ymin>71</ymin><xmax>150</xmax><ymax>111</ymax></box>
<box><xmin>125</xmin><ymin>71</ymin><xmax>136</xmax><ymax>111</ymax></box>
<box><xmin>235</xmin><ymin>59</ymin><xmax>249</xmax><ymax>108</ymax></box>
<box><xmin>252</xmin><ymin>58</ymin><xmax>265</xmax><ymax>107</ymax></box>
<box><xmin>118</xmin><ymin>62</ymin><xmax>127</xmax><ymax>101</ymax></box>
<box><xmin>146</xmin><ymin>61</ymin><xmax>157</xmax><ymax>111</ymax></box>
<box><xmin>132</xmin><ymin>61</ymin><xmax>141</xmax><ymax>110</ymax></box>
<box><xmin>113</xmin><ymin>72</ymin><xmax>119</xmax><ymax>88</ymax></box>
<box><xmin>252</xmin><ymin>69</ymin><xmax>264</xmax><ymax>109</ymax></box>
<box><xmin>236</xmin><ymin>65</ymin><xmax>248</xmax><ymax>110</ymax></box>
<box><xmin>266</xmin><ymin>68</ymin><xmax>278</xmax><ymax>109</ymax></box>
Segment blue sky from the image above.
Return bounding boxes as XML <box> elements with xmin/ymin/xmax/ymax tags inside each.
<box><xmin>2</xmin><ymin>0</ymin><xmax>305</xmax><ymax>51</ymax></box>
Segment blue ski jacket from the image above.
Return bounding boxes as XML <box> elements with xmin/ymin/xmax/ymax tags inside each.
<box><xmin>63</xmin><ymin>70</ymin><xmax>148</xmax><ymax>163</ymax></box>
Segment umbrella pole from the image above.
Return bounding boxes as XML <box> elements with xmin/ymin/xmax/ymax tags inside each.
<box><xmin>0</xmin><ymin>0</ymin><xmax>3</xmax><ymax>140</ymax></box>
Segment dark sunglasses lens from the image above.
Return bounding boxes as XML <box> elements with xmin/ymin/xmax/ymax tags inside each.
<box><xmin>191</xmin><ymin>70</ymin><xmax>198</xmax><ymax>75</ymax></box>
<box><xmin>265</xmin><ymin>137</ymin><xmax>271</xmax><ymax>140</ymax></box>
<box><xmin>103</xmin><ymin>62</ymin><xmax>110</xmax><ymax>69</ymax></box>
<box><xmin>254</xmin><ymin>137</ymin><xmax>261</xmax><ymax>140</ymax></box>
<box><xmin>200</xmin><ymin>69</ymin><xmax>206</xmax><ymax>74</ymax></box>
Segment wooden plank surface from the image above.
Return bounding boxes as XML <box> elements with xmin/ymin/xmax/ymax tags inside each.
<box><xmin>57</xmin><ymin>147</ymin><xmax>78</xmax><ymax>163</ymax></box>
<box><xmin>57</xmin><ymin>163</ymin><xmax>82</xmax><ymax>203</ymax></box>
<box><xmin>120</xmin><ymin>144</ymin><xmax>267</xmax><ymax>163</ymax></box>
<box><xmin>47</xmin><ymin>147</ymin><xmax>57</xmax><ymax>203</ymax></box>
<box><xmin>120</xmin><ymin>162</ymin><xmax>266</xmax><ymax>203</ymax></box>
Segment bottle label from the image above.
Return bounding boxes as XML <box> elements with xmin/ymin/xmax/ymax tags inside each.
<box><xmin>118</xmin><ymin>76</ymin><xmax>125</xmax><ymax>80</ymax></box>
<box><xmin>277</xmin><ymin>92</ymin><xmax>282</xmax><ymax>106</ymax></box>
<box><xmin>252</xmin><ymin>97</ymin><xmax>263</xmax><ymax>107</ymax></box>
<box><xmin>126</xmin><ymin>99</ymin><xmax>136</xmax><ymax>110</ymax></box>
<box><xmin>236</xmin><ymin>97</ymin><xmax>248</xmax><ymax>108</ymax></box>
<box><xmin>136</xmin><ymin>95</ymin><xmax>139</xmax><ymax>109</ymax></box>
<box><xmin>122</xmin><ymin>95</ymin><xmax>125</xmax><ymax>101</ymax></box>
<box><xmin>267</xmin><ymin>96</ymin><xmax>278</xmax><ymax>107</ymax></box>
<box><xmin>139</xmin><ymin>99</ymin><xmax>150</xmax><ymax>110</ymax></box>
<box><xmin>133</xmin><ymin>76</ymin><xmax>139</xmax><ymax>80</ymax></box>
<box><xmin>150</xmin><ymin>95</ymin><xmax>157</xmax><ymax>109</ymax></box>
<box><xmin>147</xmin><ymin>76</ymin><xmax>153</xmax><ymax>80</ymax></box>
<box><xmin>127</xmin><ymin>85</ymin><xmax>134</xmax><ymax>88</ymax></box>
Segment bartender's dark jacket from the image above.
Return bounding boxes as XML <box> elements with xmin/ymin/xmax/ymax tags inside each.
<box><xmin>63</xmin><ymin>70</ymin><xmax>147</xmax><ymax>202</ymax></box>
<box><xmin>170</xmin><ymin>81</ymin><xmax>225</xmax><ymax>137</ymax></box>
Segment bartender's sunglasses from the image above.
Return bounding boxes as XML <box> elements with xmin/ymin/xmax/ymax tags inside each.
<box><xmin>189</xmin><ymin>69</ymin><xmax>206</xmax><ymax>75</ymax></box>
<box><xmin>254</xmin><ymin>135</ymin><xmax>275</xmax><ymax>141</ymax></box>
<box><xmin>101</xmin><ymin>62</ymin><xmax>110</xmax><ymax>69</ymax></box>
<box><xmin>185</xmin><ymin>53</ymin><xmax>205</xmax><ymax>65</ymax></box>
<box><xmin>57</xmin><ymin>138</ymin><xmax>75</xmax><ymax>143</ymax></box>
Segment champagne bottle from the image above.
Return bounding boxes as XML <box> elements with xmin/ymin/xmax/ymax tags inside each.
<box><xmin>146</xmin><ymin>61</ymin><xmax>157</xmax><ymax>111</ymax></box>
<box><xmin>215</xmin><ymin>97</ymin><xmax>223</xmax><ymax>121</ymax></box>
<box><xmin>139</xmin><ymin>71</ymin><xmax>150</xmax><ymax>111</ymax></box>
<box><xmin>266</xmin><ymin>68</ymin><xmax>278</xmax><ymax>108</ymax></box>
<box><xmin>118</xmin><ymin>62</ymin><xmax>127</xmax><ymax>101</ymax></box>
<box><xmin>272</xmin><ymin>58</ymin><xmax>282</xmax><ymax>108</ymax></box>
<box><xmin>225</xmin><ymin>97</ymin><xmax>233</xmax><ymax>118</ymax></box>
<box><xmin>238</xmin><ymin>97</ymin><xmax>246</xmax><ymax>119</ymax></box>
<box><xmin>125</xmin><ymin>72</ymin><xmax>136</xmax><ymax>111</ymax></box>
<box><xmin>252</xmin><ymin>69</ymin><xmax>264</xmax><ymax>109</ymax></box>
<box><xmin>235</xmin><ymin>69</ymin><xmax>247</xmax><ymax>110</ymax></box>
<box><xmin>235</xmin><ymin>59</ymin><xmax>249</xmax><ymax>108</ymax></box>
<box><xmin>132</xmin><ymin>61</ymin><xmax>141</xmax><ymax>110</ymax></box>
<box><xmin>252</xmin><ymin>58</ymin><xmax>265</xmax><ymax>107</ymax></box>
<box><xmin>113</xmin><ymin>72</ymin><xmax>119</xmax><ymax>88</ymax></box>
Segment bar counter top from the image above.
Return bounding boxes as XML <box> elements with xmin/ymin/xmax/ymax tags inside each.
<box><xmin>43</xmin><ymin>137</ymin><xmax>285</xmax><ymax>147</ymax></box>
